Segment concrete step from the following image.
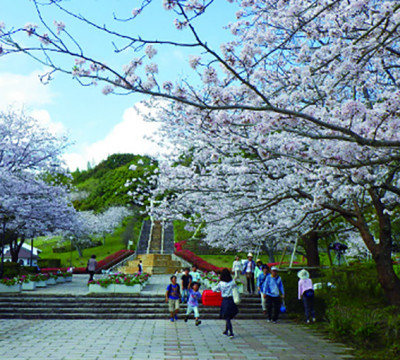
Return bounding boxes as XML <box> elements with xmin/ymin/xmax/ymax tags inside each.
<box><xmin>0</xmin><ymin>313</ymin><xmax>267</xmax><ymax>320</ymax></box>
<box><xmin>0</xmin><ymin>294</ymin><xmax>267</xmax><ymax>320</ymax></box>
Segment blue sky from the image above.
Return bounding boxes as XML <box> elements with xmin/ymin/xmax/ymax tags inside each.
<box><xmin>0</xmin><ymin>0</ymin><xmax>237</xmax><ymax>170</ymax></box>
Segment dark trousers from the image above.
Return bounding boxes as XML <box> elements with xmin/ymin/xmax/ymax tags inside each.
<box><xmin>88</xmin><ymin>271</ymin><xmax>95</xmax><ymax>282</ymax></box>
<box><xmin>246</xmin><ymin>273</ymin><xmax>255</xmax><ymax>294</ymax></box>
<box><xmin>225</xmin><ymin>318</ymin><xmax>234</xmax><ymax>335</ymax></box>
<box><xmin>266</xmin><ymin>295</ymin><xmax>281</xmax><ymax>321</ymax></box>
<box><xmin>303</xmin><ymin>294</ymin><xmax>315</xmax><ymax>321</ymax></box>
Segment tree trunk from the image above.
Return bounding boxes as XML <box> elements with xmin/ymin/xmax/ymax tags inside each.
<box><xmin>302</xmin><ymin>231</ymin><xmax>320</xmax><ymax>267</ymax></box>
<box><xmin>346</xmin><ymin>190</ymin><xmax>400</xmax><ymax>307</ymax></box>
<box><xmin>72</xmin><ymin>239</ymin><xmax>83</xmax><ymax>258</ymax></box>
<box><xmin>374</xmin><ymin>249</ymin><xmax>400</xmax><ymax>306</ymax></box>
<box><xmin>9</xmin><ymin>233</ymin><xmax>24</xmax><ymax>263</ymax></box>
<box><xmin>262</xmin><ymin>241</ymin><xmax>275</xmax><ymax>262</ymax></box>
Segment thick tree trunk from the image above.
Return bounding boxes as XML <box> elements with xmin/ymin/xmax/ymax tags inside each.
<box><xmin>9</xmin><ymin>233</ymin><xmax>24</xmax><ymax>263</ymax></box>
<box><xmin>302</xmin><ymin>231</ymin><xmax>320</xmax><ymax>267</ymax></box>
<box><xmin>374</xmin><ymin>249</ymin><xmax>400</xmax><ymax>306</ymax></box>
<box><xmin>347</xmin><ymin>190</ymin><xmax>400</xmax><ymax>307</ymax></box>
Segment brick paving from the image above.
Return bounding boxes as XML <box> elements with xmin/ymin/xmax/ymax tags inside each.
<box><xmin>0</xmin><ymin>318</ymin><xmax>354</xmax><ymax>360</ymax></box>
<box><xmin>0</xmin><ymin>274</ymin><xmax>355</xmax><ymax>359</ymax></box>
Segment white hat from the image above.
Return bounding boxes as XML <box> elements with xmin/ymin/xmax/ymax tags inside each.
<box><xmin>297</xmin><ymin>269</ymin><xmax>310</xmax><ymax>280</ymax></box>
<box><xmin>270</xmin><ymin>266</ymin><xmax>278</xmax><ymax>271</ymax></box>
<box><xmin>247</xmin><ymin>252</ymin><xmax>253</xmax><ymax>257</ymax></box>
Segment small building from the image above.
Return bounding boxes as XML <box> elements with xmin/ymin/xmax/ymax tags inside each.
<box><xmin>2</xmin><ymin>243</ymin><xmax>41</xmax><ymax>266</ymax></box>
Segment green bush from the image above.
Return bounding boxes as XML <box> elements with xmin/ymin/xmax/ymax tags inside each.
<box><xmin>37</xmin><ymin>259</ymin><xmax>61</xmax><ymax>268</ymax></box>
<box><xmin>1</xmin><ymin>262</ymin><xmax>21</xmax><ymax>278</ymax></box>
<box><xmin>20</xmin><ymin>266</ymin><xmax>39</xmax><ymax>275</ymax></box>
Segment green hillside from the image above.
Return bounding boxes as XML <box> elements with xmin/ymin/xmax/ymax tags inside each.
<box><xmin>71</xmin><ymin>153</ymin><xmax>157</xmax><ymax>212</ymax></box>
<box><xmin>35</xmin><ymin>154</ymin><xmax>156</xmax><ymax>266</ymax></box>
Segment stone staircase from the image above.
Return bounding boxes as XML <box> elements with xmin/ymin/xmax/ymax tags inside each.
<box><xmin>119</xmin><ymin>219</ymin><xmax>186</xmax><ymax>274</ymax></box>
<box><xmin>118</xmin><ymin>254</ymin><xmax>183</xmax><ymax>275</ymax></box>
<box><xmin>0</xmin><ymin>294</ymin><xmax>266</xmax><ymax>320</ymax></box>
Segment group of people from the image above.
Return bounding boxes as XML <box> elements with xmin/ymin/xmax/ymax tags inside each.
<box><xmin>165</xmin><ymin>266</ymin><xmax>239</xmax><ymax>337</ymax></box>
<box><xmin>165</xmin><ymin>256</ymin><xmax>316</xmax><ymax>338</ymax></box>
<box><xmin>165</xmin><ymin>265</ymin><xmax>203</xmax><ymax>326</ymax></box>
<box><xmin>233</xmin><ymin>253</ymin><xmax>316</xmax><ymax>324</ymax></box>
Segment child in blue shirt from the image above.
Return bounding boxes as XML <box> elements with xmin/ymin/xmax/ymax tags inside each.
<box><xmin>261</xmin><ymin>266</ymin><xmax>284</xmax><ymax>323</ymax></box>
<box><xmin>165</xmin><ymin>275</ymin><xmax>181</xmax><ymax>322</ymax></box>
<box><xmin>184</xmin><ymin>282</ymin><xmax>202</xmax><ymax>326</ymax></box>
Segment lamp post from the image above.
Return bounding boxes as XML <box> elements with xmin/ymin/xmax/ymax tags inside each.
<box><xmin>0</xmin><ymin>219</ymin><xmax>6</xmax><ymax>279</ymax></box>
<box><xmin>69</xmin><ymin>236</ymin><xmax>73</xmax><ymax>268</ymax></box>
<box><xmin>30</xmin><ymin>238</ymin><xmax>34</xmax><ymax>266</ymax></box>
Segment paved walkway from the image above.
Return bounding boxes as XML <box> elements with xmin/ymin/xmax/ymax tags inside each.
<box><xmin>0</xmin><ymin>319</ymin><xmax>353</xmax><ymax>360</ymax></box>
<box><xmin>30</xmin><ymin>274</ymin><xmax>172</xmax><ymax>295</ymax></box>
<box><xmin>0</xmin><ymin>275</ymin><xmax>355</xmax><ymax>360</ymax></box>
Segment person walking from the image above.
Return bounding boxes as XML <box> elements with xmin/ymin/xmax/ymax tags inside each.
<box><xmin>87</xmin><ymin>255</ymin><xmax>97</xmax><ymax>283</ymax></box>
<box><xmin>165</xmin><ymin>275</ymin><xmax>181</xmax><ymax>322</ymax></box>
<box><xmin>257</xmin><ymin>264</ymin><xmax>270</xmax><ymax>315</ymax></box>
<box><xmin>262</xmin><ymin>266</ymin><xmax>285</xmax><ymax>323</ymax></box>
<box><xmin>212</xmin><ymin>268</ymin><xmax>239</xmax><ymax>338</ymax></box>
<box><xmin>241</xmin><ymin>253</ymin><xmax>256</xmax><ymax>294</ymax></box>
<box><xmin>297</xmin><ymin>269</ymin><xmax>316</xmax><ymax>323</ymax></box>
<box><xmin>232</xmin><ymin>256</ymin><xmax>242</xmax><ymax>280</ymax></box>
<box><xmin>184</xmin><ymin>282</ymin><xmax>202</xmax><ymax>326</ymax></box>
<box><xmin>138</xmin><ymin>260</ymin><xmax>143</xmax><ymax>274</ymax></box>
<box><xmin>181</xmin><ymin>267</ymin><xmax>192</xmax><ymax>303</ymax></box>
<box><xmin>254</xmin><ymin>259</ymin><xmax>263</xmax><ymax>282</ymax></box>
<box><xmin>189</xmin><ymin>265</ymin><xmax>201</xmax><ymax>284</ymax></box>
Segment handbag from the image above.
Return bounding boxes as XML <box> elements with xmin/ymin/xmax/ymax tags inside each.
<box><xmin>232</xmin><ymin>286</ymin><xmax>241</xmax><ymax>304</ymax></box>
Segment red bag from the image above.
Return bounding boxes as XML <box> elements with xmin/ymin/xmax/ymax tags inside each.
<box><xmin>202</xmin><ymin>289</ymin><xmax>222</xmax><ymax>307</ymax></box>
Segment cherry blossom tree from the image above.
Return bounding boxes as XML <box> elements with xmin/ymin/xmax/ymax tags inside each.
<box><xmin>0</xmin><ymin>109</ymin><xmax>76</xmax><ymax>271</ymax></box>
<box><xmin>1</xmin><ymin>1</ymin><xmax>400</xmax><ymax>304</ymax></box>
<box><xmin>79</xmin><ymin>206</ymin><xmax>131</xmax><ymax>245</ymax></box>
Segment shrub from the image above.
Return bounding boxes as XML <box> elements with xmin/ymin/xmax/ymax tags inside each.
<box><xmin>2</xmin><ymin>262</ymin><xmax>21</xmax><ymax>278</ymax></box>
<box><xmin>38</xmin><ymin>259</ymin><xmax>61</xmax><ymax>268</ymax></box>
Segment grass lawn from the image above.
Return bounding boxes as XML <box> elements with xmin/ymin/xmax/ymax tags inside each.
<box><xmin>35</xmin><ymin>216</ymin><xmax>142</xmax><ymax>268</ymax></box>
<box><xmin>200</xmin><ymin>253</ymin><xmax>308</xmax><ymax>268</ymax></box>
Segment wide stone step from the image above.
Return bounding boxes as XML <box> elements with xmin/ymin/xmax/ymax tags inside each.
<box><xmin>0</xmin><ymin>305</ymin><xmax>263</xmax><ymax>314</ymax></box>
<box><xmin>0</xmin><ymin>302</ymin><xmax>263</xmax><ymax>310</ymax></box>
<box><xmin>0</xmin><ymin>293</ymin><xmax>266</xmax><ymax>320</ymax></box>
<box><xmin>0</xmin><ymin>312</ymin><xmax>267</xmax><ymax>320</ymax></box>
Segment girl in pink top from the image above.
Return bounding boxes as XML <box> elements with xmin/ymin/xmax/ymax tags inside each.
<box><xmin>297</xmin><ymin>269</ymin><xmax>316</xmax><ymax>323</ymax></box>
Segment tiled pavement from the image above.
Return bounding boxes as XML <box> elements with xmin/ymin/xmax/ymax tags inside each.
<box><xmin>0</xmin><ymin>275</ymin><xmax>355</xmax><ymax>360</ymax></box>
<box><xmin>0</xmin><ymin>318</ymin><xmax>354</xmax><ymax>360</ymax></box>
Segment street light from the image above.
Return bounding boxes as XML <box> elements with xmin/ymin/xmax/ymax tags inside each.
<box><xmin>0</xmin><ymin>219</ymin><xmax>6</xmax><ymax>279</ymax></box>
<box><xmin>69</xmin><ymin>236</ymin><xmax>73</xmax><ymax>267</ymax></box>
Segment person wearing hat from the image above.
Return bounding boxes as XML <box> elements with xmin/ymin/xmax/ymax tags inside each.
<box><xmin>261</xmin><ymin>266</ymin><xmax>285</xmax><ymax>323</ymax></box>
<box><xmin>241</xmin><ymin>253</ymin><xmax>256</xmax><ymax>294</ymax></box>
<box><xmin>254</xmin><ymin>259</ymin><xmax>263</xmax><ymax>282</ymax></box>
<box><xmin>297</xmin><ymin>269</ymin><xmax>316</xmax><ymax>323</ymax></box>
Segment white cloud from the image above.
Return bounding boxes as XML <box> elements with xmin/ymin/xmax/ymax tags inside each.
<box><xmin>0</xmin><ymin>70</ymin><xmax>65</xmax><ymax>134</ymax></box>
<box><xmin>0</xmin><ymin>70</ymin><xmax>55</xmax><ymax>109</ymax></box>
<box><xmin>63</xmin><ymin>102</ymin><xmax>166</xmax><ymax>170</ymax></box>
<box><xmin>30</xmin><ymin>109</ymin><xmax>66</xmax><ymax>135</ymax></box>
